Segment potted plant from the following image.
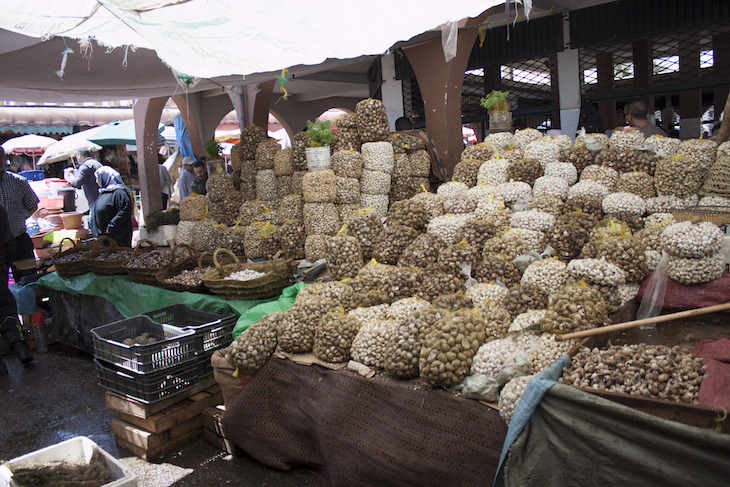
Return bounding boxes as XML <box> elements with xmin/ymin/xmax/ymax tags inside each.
<box><xmin>304</xmin><ymin>119</ymin><xmax>334</xmax><ymax>171</ymax></box>
<box><xmin>203</xmin><ymin>138</ymin><xmax>225</xmax><ymax>174</ymax></box>
<box><xmin>480</xmin><ymin>90</ymin><xmax>512</xmax><ymax>132</ymax></box>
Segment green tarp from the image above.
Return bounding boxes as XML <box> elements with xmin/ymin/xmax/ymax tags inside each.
<box><xmin>36</xmin><ymin>272</ymin><xmax>304</xmax><ymax>335</ymax></box>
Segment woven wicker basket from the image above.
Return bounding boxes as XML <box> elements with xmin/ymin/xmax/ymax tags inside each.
<box><xmin>671</xmin><ymin>207</ymin><xmax>730</xmax><ymax>226</ymax></box>
<box><xmin>201</xmin><ymin>248</ymin><xmax>294</xmax><ymax>300</ymax></box>
<box><xmin>155</xmin><ymin>244</ymin><xmax>210</xmax><ymax>294</ymax></box>
<box><xmin>123</xmin><ymin>239</ymin><xmax>171</xmax><ymax>286</ymax></box>
<box><xmin>82</xmin><ymin>235</ymin><xmax>134</xmax><ymax>275</ymax></box>
<box><xmin>52</xmin><ymin>237</ymin><xmax>93</xmax><ymax>278</ymax></box>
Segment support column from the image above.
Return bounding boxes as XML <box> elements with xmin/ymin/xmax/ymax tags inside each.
<box><xmin>171</xmin><ymin>94</ymin><xmax>204</xmax><ymax>158</ymax></box>
<box><xmin>133</xmin><ymin>97</ymin><xmax>167</xmax><ymax>214</ymax></box>
<box><xmin>557</xmin><ymin>49</ymin><xmax>580</xmax><ymax>140</ymax></box>
<box><xmin>403</xmin><ymin>10</ymin><xmax>493</xmax><ymax>176</ymax></box>
<box><xmin>596</xmin><ymin>52</ymin><xmax>616</xmax><ymax>130</ymax></box>
<box><xmin>712</xmin><ymin>34</ymin><xmax>730</xmax><ymax>128</ymax></box>
<box><xmin>228</xmin><ymin>80</ymin><xmax>276</xmax><ymax>131</ymax></box>
<box><xmin>548</xmin><ymin>54</ymin><xmax>560</xmax><ymax>132</ymax></box>
<box><xmin>252</xmin><ymin>80</ymin><xmax>276</xmax><ymax>129</ymax></box>
<box><xmin>678</xmin><ymin>34</ymin><xmax>702</xmax><ymax>138</ymax></box>
<box><xmin>381</xmin><ymin>54</ymin><xmax>404</xmax><ymax>131</ymax></box>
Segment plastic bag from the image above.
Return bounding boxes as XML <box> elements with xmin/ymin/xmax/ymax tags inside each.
<box><xmin>636</xmin><ymin>251</ymin><xmax>668</xmax><ymax>326</ymax></box>
<box><xmin>461</xmin><ymin>374</ymin><xmax>501</xmax><ymax>401</ymax></box>
<box><xmin>512</xmin><ymin>252</ymin><xmax>542</xmax><ymax>273</ymax></box>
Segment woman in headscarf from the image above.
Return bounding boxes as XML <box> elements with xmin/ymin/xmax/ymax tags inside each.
<box><xmin>93</xmin><ymin>166</ymin><xmax>132</xmax><ymax>247</ymax></box>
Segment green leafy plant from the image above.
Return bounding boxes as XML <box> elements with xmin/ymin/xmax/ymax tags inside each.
<box><xmin>306</xmin><ymin>119</ymin><xmax>335</xmax><ymax>147</ymax></box>
<box><xmin>204</xmin><ymin>138</ymin><xmax>222</xmax><ymax>160</ymax></box>
<box><xmin>480</xmin><ymin>90</ymin><xmax>510</xmax><ymax>112</ymax></box>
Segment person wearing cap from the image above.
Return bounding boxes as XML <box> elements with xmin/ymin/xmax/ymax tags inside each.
<box><xmin>64</xmin><ymin>148</ymin><xmax>102</xmax><ymax>236</ymax></box>
<box><xmin>177</xmin><ymin>156</ymin><xmax>195</xmax><ymax>200</ymax></box>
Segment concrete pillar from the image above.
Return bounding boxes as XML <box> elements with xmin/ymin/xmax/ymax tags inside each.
<box><xmin>679</xmin><ymin>34</ymin><xmax>702</xmax><ymax>138</ymax></box>
<box><xmin>403</xmin><ymin>10</ymin><xmax>492</xmax><ymax>176</ymax></box>
<box><xmin>596</xmin><ymin>52</ymin><xmax>616</xmax><ymax>130</ymax></box>
<box><xmin>381</xmin><ymin>54</ymin><xmax>404</xmax><ymax>131</ymax></box>
<box><xmin>557</xmin><ymin>49</ymin><xmax>580</xmax><ymax>140</ymax></box>
<box><xmin>633</xmin><ymin>40</ymin><xmax>651</xmax><ymax>88</ymax></box>
<box><xmin>133</xmin><ymin>97</ymin><xmax>167</xmax><ymax>214</ymax></box>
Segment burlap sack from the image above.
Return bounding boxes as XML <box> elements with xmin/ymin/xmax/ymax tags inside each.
<box><xmin>211</xmin><ymin>348</ymin><xmax>253</xmax><ymax>410</ymax></box>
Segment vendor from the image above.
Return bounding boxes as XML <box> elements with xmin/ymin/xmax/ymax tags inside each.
<box><xmin>64</xmin><ymin>148</ymin><xmax>102</xmax><ymax>236</ymax></box>
<box><xmin>93</xmin><ymin>166</ymin><xmax>132</xmax><ymax>248</ymax></box>
<box><xmin>190</xmin><ymin>159</ymin><xmax>208</xmax><ymax>196</ymax></box>
<box><xmin>624</xmin><ymin>99</ymin><xmax>668</xmax><ymax>138</ymax></box>
<box><xmin>177</xmin><ymin>156</ymin><xmax>195</xmax><ymax>200</ymax></box>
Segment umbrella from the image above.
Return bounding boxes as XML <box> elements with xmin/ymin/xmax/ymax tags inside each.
<box><xmin>66</xmin><ymin>119</ymin><xmax>164</xmax><ymax>146</ymax></box>
<box><xmin>37</xmin><ymin>138</ymin><xmax>102</xmax><ymax>166</ymax></box>
<box><xmin>2</xmin><ymin>134</ymin><xmax>57</xmax><ymax>155</ymax></box>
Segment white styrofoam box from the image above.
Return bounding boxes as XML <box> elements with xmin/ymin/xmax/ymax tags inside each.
<box><xmin>0</xmin><ymin>436</ymin><xmax>136</xmax><ymax>487</ymax></box>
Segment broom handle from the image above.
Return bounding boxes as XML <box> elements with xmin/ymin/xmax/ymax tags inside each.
<box><xmin>555</xmin><ymin>301</ymin><xmax>730</xmax><ymax>341</ymax></box>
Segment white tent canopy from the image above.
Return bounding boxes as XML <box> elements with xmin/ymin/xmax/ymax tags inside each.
<box><xmin>0</xmin><ymin>1</ymin><xmax>497</xmax><ymax>79</ymax></box>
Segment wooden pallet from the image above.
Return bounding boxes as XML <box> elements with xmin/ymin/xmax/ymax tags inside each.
<box><xmin>202</xmin><ymin>406</ymin><xmax>241</xmax><ymax>456</ymax></box>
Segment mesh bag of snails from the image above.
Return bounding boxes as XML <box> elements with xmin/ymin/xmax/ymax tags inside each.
<box><xmin>238</xmin><ymin>163</ymin><xmax>258</xmax><ymax>201</ymax></box>
<box><xmin>226</xmin><ymin>312</ymin><xmax>282</xmax><ymax>374</ymax></box>
<box><xmin>520</xmin><ymin>258</ymin><xmax>569</xmax><ymax>296</ymax></box>
<box><xmin>604</xmin><ymin>211</ymin><xmax>643</xmax><ymax>233</ymax></box>
<box><xmin>256</xmin><ymin>169</ymin><xmax>277</xmax><ymax>200</ymax></box>
<box><xmin>330</xmin><ymin>150</ymin><xmax>364</xmax><ymax>179</ymax></box>
<box><xmin>278</xmin><ymin>297</ymin><xmax>336</xmax><ymax>354</ymax></box>
<box><xmin>292</xmin><ymin>170</ymin><xmax>306</xmax><ymax>195</ymax></box>
<box><xmin>443</xmin><ymin>193</ymin><xmax>478</xmax><ymax>214</ymax></box>
<box><xmin>273</xmin><ymin>146</ymin><xmax>294</xmax><ymax>176</ymax></box>
<box><xmin>470</xmin><ymin>333</ymin><xmax>538</xmax><ymax>400</ymax></box>
<box><xmin>473</xmin><ymin>194</ymin><xmax>507</xmax><ymax>218</ymax></box>
<box><xmin>540</xmin><ymin>279</ymin><xmax>609</xmax><ymax>333</ymax></box>
<box><xmin>175</xmin><ymin>220</ymin><xmax>196</xmax><ymax>246</ymax></box>
<box><xmin>563</xmin><ymin>194</ymin><xmax>604</xmax><ymax>220</ymax></box>
<box><xmin>614</xmin><ymin>171</ymin><xmax>656</xmax><ymax>200</ymax></box>
<box><xmin>416</xmin><ymin>271</ymin><xmax>464</xmax><ymax>302</ymax></box>
<box><xmin>461</xmin><ymin>142</ymin><xmax>494</xmax><ymax>162</ymax></box>
<box><xmin>498</xmin><ymin>374</ymin><xmax>533</xmax><ymax>426</ymax></box>
<box><xmin>473</xmin><ymin>305</ymin><xmax>512</xmax><ymax>341</ymax></box>
<box><xmin>590</xmin><ymin>234</ymin><xmax>647</xmax><ymax>283</ymax></box>
<box><xmin>356</xmin><ymin>98</ymin><xmax>390</xmax><ymax>143</ymax></box>
<box><xmin>206</xmin><ymin>172</ymin><xmax>235</xmax><ymax>203</ymax></box>
<box><xmin>547</xmin><ymin>223</ymin><xmax>589</xmax><ymax>263</ymax></box>
<box><xmin>351</xmin><ymin>318</ymin><xmax>399</xmax><ymax>368</ymax></box>
<box><xmin>411</xmin><ymin>189</ymin><xmax>445</xmax><ymax>220</ymax></box>
<box><xmin>326</xmin><ymin>227</ymin><xmax>365</xmax><ymax>281</ymax></box>
<box><xmin>485</xmin><ymin>131</ymin><xmax>515</xmax><ymax>151</ymax></box>
<box><xmin>342</xmin><ymin>208</ymin><xmax>382</xmax><ymax>260</ymax></box>
<box><xmin>277</xmin><ymin>175</ymin><xmax>293</xmax><ymax>199</ymax></box>
<box><xmin>660</xmin><ymin>221</ymin><xmax>724</xmax><ymax>259</ymax></box>
<box><xmin>296</xmin><ymin>281</ymin><xmax>354</xmax><ymax>309</ymax></box>
<box><xmin>602</xmin><ymin>192</ymin><xmax>647</xmax><ymax>218</ymax></box>
<box><xmin>388</xmin><ymin>176</ymin><xmax>420</xmax><ymax>206</ymax></box>
<box><xmin>371</xmin><ymin>224</ymin><xmax>419</xmax><ymax>265</ymax></box>
<box><xmin>437</xmin><ymin>240</ymin><xmax>482</xmax><ymax>278</ymax></box>
<box><xmin>384</xmin><ymin>305</ymin><xmax>448</xmax><ymax>380</ymax></box>
<box><xmin>305</xmin><ymin>234</ymin><xmax>330</xmax><ymax>262</ymax></box>
<box><xmin>312</xmin><ymin>308</ymin><xmax>362</xmax><ymax>363</ymax></box>
<box><xmin>524</xmin><ymin>139</ymin><xmax>561</xmax><ymax>169</ymax></box>
<box><xmin>209</xmin><ymin>191</ymin><xmax>244</xmax><ymax>226</ymax></box>
<box><xmin>244</xmin><ymin>221</ymin><xmax>281</xmax><ymax>260</ymax></box>
<box><xmin>277</xmin><ymin>219</ymin><xmax>306</xmax><ymax>260</ymax></box>
<box><xmin>192</xmin><ymin>219</ymin><xmax>217</xmax><ymax>252</ymax></box>
<box><xmin>568</xmin><ymin>180</ymin><xmax>611</xmax><ymax>203</ymax></box>
<box><xmin>544</xmin><ymin>161</ymin><xmax>578</xmax><ymax>186</ymax></box>
<box><xmin>608</xmin><ymin>126</ymin><xmax>645</xmax><ymax>151</ymax></box>
<box><xmin>560</xmin><ymin>344</ymin><xmax>706</xmax><ymax>403</ymax></box>
<box><xmin>397</xmin><ymin>233</ymin><xmax>447</xmax><ymax>269</ymax></box>
<box><xmin>337</xmin><ymin>203</ymin><xmax>361</xmax><ymax>223</ymax></box>
<box><xmin>558</xmin><ymin>146</ymin><xmax>594</xmax><ymax>176</ymax></box>
<box><xmin>332</xmin><ymin>129</ymin><xmax>361</xmax><ymax>153</ymax></box>
<box><xmin>426</xmin><ymin>214</ymin><xmax>472</xmax><ymax>246</ymax></box>
<box><xmin>575</xmin><ymin>132</ymin><xmax>609</xmax><ymax>152</ymax></box>
<box><xmin>292</xmin><ymin>132</ymin><xmax>310</xmax><ymax>172</ymax></box>
<box><xmin>230</xmin><ymin>142</ymin><xmax>246</xmax><ymax>172</ymax></box>
<box><xmin>303</xmin><ymin>202</ymin><xmax>341</xmax><ymax>236</ymax></box>
<box><xmin>532</xmin><ymin>176</ymin><xmax>569</xmax><ymax>202</ymax></box>
<box><xmin>452</xmin><ymin>218</ymin><xmax>498</xmax><ymax>250</ymax></box>
<box><xmin>303</xmin><ymin>169</ymin><xmax>337</xmax><ymax>203</ymax></box>
<box><xmin>580</xmin><ymin>164</ymin><xmax>619</xmax><ymax>190</ymax></box>
<box><xmin>452</xmin><ymin>158</ymin><xmax>483</xmax><ymax>188</ymax></box>
<box><xmin>654</xmin><ymin>155</ymin><xmax>704</xmax><ymax>199</ymax></box>
<box><xmin>509</xmin><ymin>210</ymin><xmax>556</xmax><ymax>233</ymax></box>
<box><xmin>501</xmin><ymin>283</ymin><xmax>550</xmax><ymax>319</ymax></box>
<box><xmin>436</xmin><ymin>181</ymin><xmax>469</xmax><ymax>199</ymax></box>
<box><xmin>418</xmin><ymin>308</ymin><xmax>488</xmax><ymax>388</ymax></box>
<box><xmin>474</xmin><ymin>255</ymin><xmax>521</xmax><ymax>287</ymax></box>
<box><xmin>349</xmin><ymin>289</ymin><xmax>389</xmax><ymax>309</ymax></box>
<box><xmin>493</xmin><ymin>181</ymin><xmax>532</xmax><ymax>207</ymax></box>
<box><xmin>239</xmin><ymin>125</ymin><xmax>268</xmax><ymax>160</ymax></box>
<box><xmin>179</xmin><ymin>194</ymin><xmax>207</xmax><ymax>221</ymax></box>
<box><xmin>225</xmin><ymin>221</ymin><xmax>247</xmax><ymax>256</ymax></box>
<box><xmin>513</xmin><ymin>127</ymin><xmax>543</xmax><ymax>150</ymax></box>
<box><xmin>278</xmin><ymin>194</ymin><xmax>304</xmax><ymax>222</ymax></box>
<box><xmin>255</xmin><ymin>138</ymin><xmax>280</xmax><ymax>171</ymax></box>
<box><xmin>465</xmin><ymin>282</ymin><xmax>508</xmax><ymax>308</ymax></box>
<box><xmin>334</xmin><ymin>176</ymin><xmax>360</xmax><ymax>205</ymax></box>
<box><xmin>507</xmin><ymin>157</ymin><xmax>544</xmax><ymax>186</ymax></box>
<box><xmin>477</xmin><ymin>158</ymin><xmax>510</xmax><ymax>187</ymax></box>
<box><xmin>677</xmin><ymin>138</ymin><xmax>718</xmax><ymax>172</ymax></box>
<box><xmin>588</xmin><ymin>218</ymin><xmax>633</xmax><ymax>241</ymax></box>
<box><xmin>386</xmin><ymin>199</ymin><xmax>428</xmax><ymax>231</ymax></box>
<box><xmin>556</xmin><ymin>210</ymin><xmax>599</xmax><ymax>234</ymax></box>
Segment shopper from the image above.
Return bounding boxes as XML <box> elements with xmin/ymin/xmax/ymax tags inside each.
<box><xmin>177</xmin><ymin>156</ymin><xmax>195</xmax><ymax>200</ymax></box>
<box><xmin>190</xmin><ymin>159</ymin><xmax>208</xmax><ymax>196</ymax></box>
<box><xmin>158</xmin><ymin>154</ymin><xmax>173</xmax><ymax>209</ymax></box>
<box><xmin>0</xmin><ymin>147</ymin><xmax>39</xmax><ymax>282</ymax></box>
<box><xmin>93</xmin><ymin>166</ymin><xmax>132</xmax><ymax>248</ymax></box>
<box><xmin>624</xmin><ymin>99</ymin><xmax>668</xmax><ymax>138</ymax></box>
<box><xmin>64</xmin><ymin>148</ymin><xmax>102</xmax><ymax>236</ymax></box>
<box><xmin>0</xmin><ymin>204</ymin><xmax>32</xmax><ymax>375</ymax></box>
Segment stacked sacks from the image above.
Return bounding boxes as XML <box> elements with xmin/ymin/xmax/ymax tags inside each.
<box><xmin>332</xmin><ymin>113</ymin><xmax>361</xmax><ymax>152</ymax></box>
<box><xmin>360</xmin><ymin>141</ymin><xmax>394</xmax><ymax>216</ymax></box>
<box><xmin>331</xmin><ymin>150</ymin><xmax>363</xmax><ymax>222</ymax></box>
<box><xmin>255</xmin><ymin>138</ymin><xmax>280</xmax><ymax>202</ymax></box>
<box><xmin>274</xmin><ymin>146</ymin><xmax>294</xmax><ymax>199</ymax></box>
<box><xmin>236</xmin><ymin>125</ymin><xmax>267</xmax><ymax>200</ymax></box>
<box><xmin>661</xmin><ymin>221</ymin><xmax>725</xmax><ymax>285</ymax></box>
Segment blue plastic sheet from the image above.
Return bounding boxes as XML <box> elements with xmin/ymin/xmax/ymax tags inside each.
<box><xmin>9</xmin><ymin>283</ymin><xmax>37</xmax><ymax>315</ymax></box>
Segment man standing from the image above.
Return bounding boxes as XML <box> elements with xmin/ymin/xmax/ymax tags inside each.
<box><xmin>177</xmin><ymin>156</ymin><xmax>195</xmax><ymax>201</ymax></box>
<box><xmin>64</xmin><ymin>148</ymin><xmax>102</xmax><ymax>236</ymax></box>
<box><xmin>0</xmin><ymin>148</ymin><xmax>39</xmax><ymax>282</ymax></box>
<box><xmin>624</xmin><ymin>99</ymin><xmax>669</xmax><ymax>138</ymax></box>
<box><xmin>190</xmin><ymin>160</ymin><xmax>208</xmax><ymax>196</ymax></box>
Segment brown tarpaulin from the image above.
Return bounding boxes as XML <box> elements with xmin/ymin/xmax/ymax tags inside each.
<box><xmin>223</xmin><ymin>357</ymin><xmax>507</xmax><ymax>487</ymax></box>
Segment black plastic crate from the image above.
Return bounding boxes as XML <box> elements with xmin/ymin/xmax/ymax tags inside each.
<box><xmin>91</xmin><ymin>316</ymin><xmax>196</xmax><ymax>374</ymax></box>
<box><xmin>95</xmin><ymin>358</ymin><xmax>199</xmax><ymax>404</ymax></box>
<box><xmin>198</xmin><ymin>349</ymin><xmax>216</xmax><ymax>378</ymax></box>
<box><xmin>141</xmin><ymin>304</ymin><xmax>237</xmax><ymax>354</ymax></box>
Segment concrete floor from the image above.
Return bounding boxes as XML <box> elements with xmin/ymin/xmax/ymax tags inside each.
<box><xmin>0</xmin><ymin>343</ymin><xmax>313</xmax><ymax>487</ymax></box>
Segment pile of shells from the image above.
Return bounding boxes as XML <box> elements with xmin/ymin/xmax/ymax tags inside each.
<box><xmin>278</xmin><ymin>297</ymin><xmax>335</xmax><ymax>353</ymax></box>
<box><xmin>303</xmin><ymin>202</ymin><xmax>341</xmax><ymax>236</ymax></box>
<box><xmin>164</xmin><ymin>265</ymin><xmax>212</xmax><ymax>288</ymax></box>
<box><xmin>384</xmin><ymin>305</ymin><xmax>446</xmax><ymax>379</ymax></box>
<box><xmin>398</xmin><ymin>233</ymin><xmax>447</xmax><ymax>269</ymax></box>
<box><xmin>513</xmin><ymin>128</ymin><xmax>543</xmax><ymax>150</ymax></box>
<box><xmin>255</xmin><ymin>138</ymin><xmax>280</xmax><ymax>170</ymax></box>
<box><xmin>326</xmin><ymin>235</ymin><xmax>364</xmax><ymax>280</ymax></box>
<box><xmin>226</xmin><ymin>312</ymin><xmax>281</xmax><ymax>374</ymax></box>
<box><xmin>540</xmin><ymin>282</ymin><xmax>608</xmax><ymax>333</ymax></box>
<box><xmin>474</xmin><ymin>256</ymin><xmax>521</xmax><ymax>287</ymax></box>
<box><xmin>509</xmin><ymin>310</ymin><xmax>546</xmax><ymax>333</ymax></box>
<box><xmin>608</xmin><ymin>127</ymin><xmax>644</xmax><ymax>150</ymax></box>
<box><xmin>524</xmin><ymin>139</ymin><xmax>561</xmax><ymax>168</ymax></box>
<box><xmin>125</xmin><ymin>249</ymin><xmax>171</xmax><ymax>269</ymax></box>
<box><xmin>474</xmin><ymin>196</ymin><xmax>507</xmax><ymax>219</ymax></box>
<box><xmin>344</xmin><ymin>208</ymin><xmax>382</xmax><ymax>260</ymax></box>
<box><xmin>532</xmin><ymin>176</ymin><xmax>569</xmax><ymax>201</ymax></box>
<box><xmin>278</xmin><ymin>194</ymin><xmax>304</xmax><ymax>222</ymax></box>
<box><xmin>499</xmin><ymin>375</ymin><xmax>533</xmax><ymax>426</ymax></box>
<box><xmin>501</xmin><ymin>283</ymin><xmax>550</xmax><ymax>318</ymax></box>
<box><xmin>417</xmin><ymin>271</ymin><xmax>464</xmax><ymax>302</ymax></box>
<box><xmin>618</xmin><ymin>282</ymin><xmax>640</xmax><ymax>306</ymax></box>
<box><xmin>563</xmin><ymin>195</ymin><xmax>604</xmax><ymax>222</ymax></box>
<box><xmin>510</xmin><ymin>210</ymin><xmax>556</xmax><ymax>233</ymax></box>
<box><xmin>592</xmin><ymin>236</ymin><xmax>647</xmax><ymax>283</ymax></box>
<box><xmin>493</xmin><ymin>181</ymin><xmax>532</xmax><ymax>205</ymax></box>
<box><xmin>477</xmin><ymin>159</ymin><xmax>511</xmax><ymax>187</ymax></box>
<box><xmin>256</xmin><ymin>169</ymin><xmax>277</xmax><ymax>201</ymax></box>
<box><xmin>645</xmin><ymin>195</ymin><xmax>685</xmax><ymax>214</ymax></box>
<box><xmin>660</xmin><ymin>221</ymin><xmax>723</xmax><ymax>259</ymax></box>
<box><xmin>303</xmin><ymin>169</ymin><xmax>337</xmax><ymax>203</ymax></box>
<box><xmin>244</xmin><ymin>222</ymin><xmax>280</xmax><ymax>259</ymax></box>
<box><xmin>643</xmin><ymin>212</ymin><xmax>674</xmax><ymax>229</ymax></box>
<box><xmin>225</xmin><ymin>269</ymin><xmax>266</xmax><ymax>281</ymax></box>
<box><xmin>645</xmin><ymin>135</ymin><xmax>680</xmax><ymax>157</ymax></box>
<box><xmin>225</xmin><ymin>225</ymin><xmax>246</xmax><ymax>256</ymax></box>
<box><xmin>698</xmin><ymin>195</ymin><xmax>730</xmax><ymax>207</ymax></box>
<box><xmin>419</xmin><ymin>309</ymin><xmax>487</xmax><ymax>388</ymax></box>
<box><xmin>575</xmin><ymin>133</ymin><xmax>610</xmax><ymax>151</ymax></box>
<box><xmin>547</xmin><ymin>223</ymin><xmax>590</xmax><ymax>263</ymax></box>
<box><xmin>372</xmin><ymin>224</ymin><xmax>419</xmax><ymax>265</ymax></box>
<box><xmin>387</xmin><ymin>199</ymin><xmax>428</xmax><ymax>230</ymax></box>
<box><xmin>452</xmin><ymin>158</ymin><xmax>483</xmax><ymax>188</ymax></box>
<box><xmin>361</xmin><ymin>141</ymin><xmax>394</xmax><ymax>174</ymax></box>
<box><xmin>426</xmin><ymin>214</ymin><xmax>472</xmax><ymax>245</ymax></box>
<box><xmin>486</xmin><ymin>132</ymin><xmax>515</xmax><ymax>151</ymax></box>
<box><xmin>580</xmin><ymin>165</ymin><xmax>619</xmax><ymax>190</ymax></box>
<box><xmin>277</xmin><ymin>220</ymin><xmax>305</xmax><ymax>260</ymax></box>
<box><xmin>544</xmin><ymin>162</ymin><xmax>578</xmax><ymax>186</ymax></box>
<box><xmin>313</xmin><ymin>312</ymin><xmax>362</xmax><ymax>363</ymax></box>
<box><xmin>507</xmin><ymin>158</ymin><xmax>544</xmax><ymax>186</ymax></box>
<box><xmin>602</xmin><ymin>192</ymin><xmax>646</xmax><ymax>217</ymax></box>
<box><xmin>179</xmin><ymin>195</ymin><xmax>207</xmax><ymax>221</ymax></box>
<box><xmin>561</xmin><ymin>344</ymin><xmax>705</xmax><ymax>403</ymax></box>
<box><xmin>411</xmin><ymin>191</ymin><xmax>445</xmax><ymax>220</ymax></box>
<box><xmin>360</xmin><ymin>193</ymin><xmax>389</xmax><ymax>217</ymax></box>
<box><xmin>667</xmin><ymin>253</ymin><xmax>725</xmax><ymax>285</ymax></box>
<box><xmin>654</xmin><ymin>155</ymin><xmax>704</xmax><ymax>198</ymax></box>
<box><xmin>438</xmin><ymin>241</ymin><xmax>481</xmax><ymax>277</ymax></box>
<box><xmin>528</xmin><ymin>194</ymin><xmax>564</xmax><ymax>218</ymax></box>
<box><xmin>465</xmin><ymin>283</ymin><xmax>508</xmax><ymax>308</ymax></box>
<box><xmin>614</xmin><ymin>171</ymin><xmax>656</xmax><ymax>199</ymax></box>
<box><xmin>331</xmin><ymin>150</ymin><xmax>364</xmax><ymax>179</ymax></box>
<box><xmin>292</xmin><ymin>132</ymin><xmax>310</xmax><ymax>172</ymax></box>
<box><xmin>356</xmin><ymin>98</ymin><xmax>390</xmax><ymax>143</ymax></box>
<box><xmin>567</xmin><ymin>180</ymin><xmax>610</xmax><ymax>202</ymax></box>
<box><xmin>677</xmin><ymin>138</ymin><xmax>717</xmax><ymax>172</ymax></box>
<box><xmin>454</xmin><ymin>219</ymin><xmax>498</xmax><ymax>249</ymax></box>
<box><xmin>471</xmin><ymin>333</ymin><xmax>536</xmax><ymax>379</ymax></box>
<box><xmin>566</xmin><ymin>257</ymin><xmax>626</xmax><ymax>286</ymax></box>
<box><xmin>273</xmin><ymin>146</ymin><xmax>294</xmax><ymax>176</ymax></box>
<box><xmin>351</xmin><ymin>319</ymin><xmax>398</xmax><ymax>368</ymax></box>
<box><xmin>521</xmin><ymin>258</ymin><xmax>569</xmax><ymax>295</ymax></box>
<box><xmin>559</xmin><ymin>146</ymin><xmax>594</xmax><ymax>176</ymax></box>
<box><xmin>443</xmin><ymin>193</ymin><xmax>478</xmax><ymax>214</ymax></box>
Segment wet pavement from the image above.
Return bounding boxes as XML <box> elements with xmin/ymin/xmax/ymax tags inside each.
<box><xmin>0</xmin><ymin>342</ymin><xmax>313</xmax><ymax>487</ymax></box>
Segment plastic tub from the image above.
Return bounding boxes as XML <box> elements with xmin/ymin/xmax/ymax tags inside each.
<box><xmin>0</xmin><ymin>436</ymin><xmax>137</xmax><ymax>487</ymax></box>
<box><xmin>47</xmin><ymin>195</ymin><xmax>65</xmax><ymax>209</ymax></box>
<box><xmin>60</xmin><ymin>211</ymin><xmax>83</xmax><ymax>229</ymax></box>
<box><xmin>19</xmin><ymin>170</ymin><xmax>44</xmax><ymax>181</ymax></box>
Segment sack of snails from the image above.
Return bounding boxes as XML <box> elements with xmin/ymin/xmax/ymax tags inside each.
<box><xmin>244</xmin><ymin>221</ymin><xmax>281</xmax><ymax>259</ymax></box>
<box><xmin>179</xmin><ymin>194</ymin><xmax>207</xmax><ymax>221</ymax></box>
<box><xmin>326</xmin><ymin>227</ymin><xmax>365</xmax><ymax>280</ymax></box>
<box><xmin>540</xmin><ymin>280</ymin><xmax>609</xmax><ymax>333</ymax></box>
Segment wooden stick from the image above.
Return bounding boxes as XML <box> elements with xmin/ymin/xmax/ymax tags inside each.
<box><xmin>556</xmin><ymin>301</ymin><xmax>730</xmax><ymax>341</ymax></box>
<box><xmin>715</xmin><ymin>90</ymin><xmax>730</xmax><ymax>145</ymax></box>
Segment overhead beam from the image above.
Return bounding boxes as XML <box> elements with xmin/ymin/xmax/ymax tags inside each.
<box><xmin>291</xmin><ymin>72</ymin><xmax>369</xmax><ymax>84</ymax></box>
